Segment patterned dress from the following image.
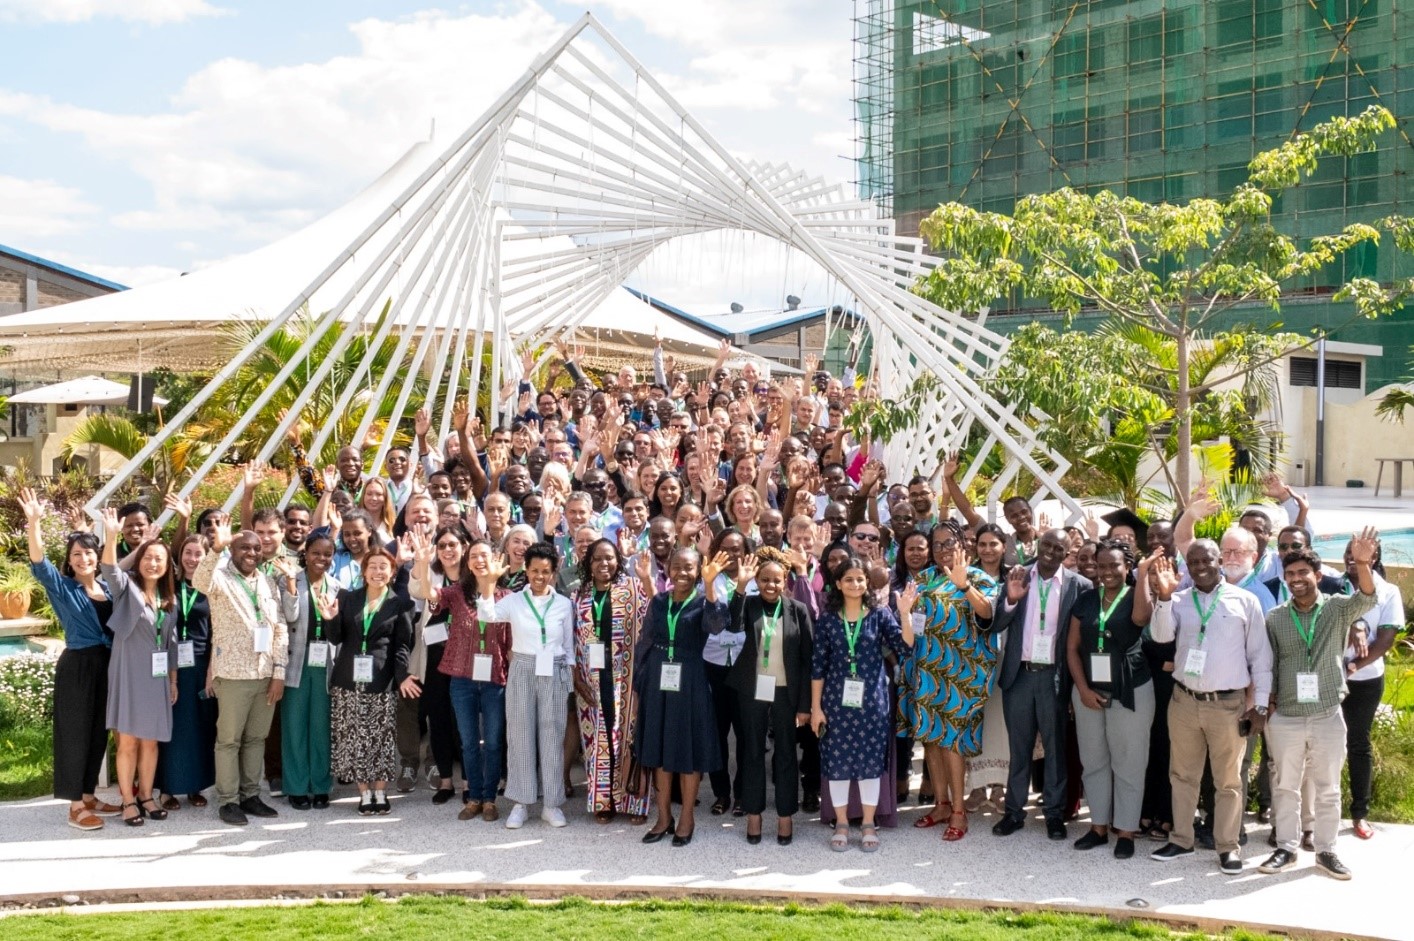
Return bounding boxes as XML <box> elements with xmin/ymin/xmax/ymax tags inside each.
<box><xmin>813</xmin><ymin>605</ymin><xmax>911</xmax><ymax>780</ymax></box>
<box><xmin>899</xmin><ymin>566</ymin><xmax>999</xmax><ymax>756</ymax></box>
<box><xmin>573</xmin><ymin>575</ymin><xmax>651</xmax><ymax>816</ymax></box>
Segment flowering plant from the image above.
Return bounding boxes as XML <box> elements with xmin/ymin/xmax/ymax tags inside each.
<box><xmin>0</xmin><ymin>652</ymin><xmax>57</xmax><ymax>729</ymax></box>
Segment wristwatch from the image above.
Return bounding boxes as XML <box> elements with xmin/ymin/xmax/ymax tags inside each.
<box><xmin>1254</xmin><ymin>706</ymin><xmax>1268</xmax><ymax>716</ymax></box>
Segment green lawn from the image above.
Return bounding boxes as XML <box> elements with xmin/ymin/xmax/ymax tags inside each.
<box><xmin>0</xmin><ymin>722</ymin><xmax>50</xmax><ymax>801</ymax></box>
<box><xmin>0</xmin><ymin>896</ymin><xmax>1281</xmax><ymax>941</ymax></box>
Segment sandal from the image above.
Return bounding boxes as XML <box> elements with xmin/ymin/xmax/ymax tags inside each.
<box><xmin>628</xmin><ymin>814</ymin><xmax>648</xmax><ymax>825</ymax></box>
<box><xmin>121</xmin><ymin>802</ymin><xmax>144</xmax><ymax>827</ymax></box>
<box><xmin>830</xmin><ymin>824</ymin><xmax>849</xmax><ymax>852</ymax></box>
<box><xmin>943</xmin><ymin>811</ymin><xmax>968</xmax><ymax>842</ymax></box>
<box><xmin>709</xmin><ymin>797</ymin><xmax>730</xmax><ymax>816</ymax></box>
<box><xmin>860</xmin><ymin>824</ymin><xmax>880</xmax><ymax>853</ymax></box>
<box><xmin>1353</xmin><ymin>819</ymin><xmax>1375</xmax><ymax>840</ymax></box>
<box><xmin>139</xmin><ymin>797</ymin><xmax>168</xmax><ymax>821</ymax></box>
<box><xmin>188</xmin><ymin>793</ymin><xmax>209</xmax><ymax>808</ymax></box>
<box><xmin>594</xmin><ymin>810</ymin><xmax>615</xmax><ymax>824</ymax></box>
<box><xmin>161</xmin><ymin>795</ymin><xmax>181</xmax><ymax>812</ymax></box>
<box><xmin>68</xmin><ymin>807</ymin><xmax>103</xmax><ymax>831</ymax></box>
<box><xmin>912</xmin><ymin>801</ymin><xmax>952</xmax><ymax>828</ymax></box>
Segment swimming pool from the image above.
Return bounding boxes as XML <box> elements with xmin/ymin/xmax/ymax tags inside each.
<box><xmin>0</xmin><ymin>636</ymin><xmax>42</xmax><ymax>658</ymax></box>
<box><xmin>1312</xmin><ymin>527</ymin><xmax>1414</xmax><ymax>567</ymax></box>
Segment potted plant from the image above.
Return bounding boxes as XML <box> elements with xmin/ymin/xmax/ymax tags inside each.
<box><xmin>0</xmin><ymin>559</ymin><xmax>37</xmax><ymax>620</ymax></box>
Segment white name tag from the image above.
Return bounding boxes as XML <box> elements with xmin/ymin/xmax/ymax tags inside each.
<box><xmin>151</xmin><ymin>651</ymin><xmax>169</xmax><ymax>678</ymax></box>
<box><xmin>472</xmin><ymin>653</ymin><xmax>493</xmax><ymax>682</ymax></box>
<box><xmin>176</xmin><ymin>641</ymin><xmax>195</xmax><ymax>669</ymax></box>
<box><xmin>253</xmin><ymin>625</ymin><xmax>272</xmax><ymax>654</ymax></box>
<box><xmin>1031</xmin><ymin>634</ymin><xmax>1054</xmax><ymax>665</ymax></box>
<box><xmin>1090</xmin><ymin>652</ymin><xmax>1112</xmax><ymax>685</ymax></box>
<box><xmin>423</xmin><ymin>621</ymin><xmax>449</xmax><ymax>646</ymax></box>
<box><xmin>535</xmin><ymin>649</ymin><xmax>554</xmax><ymax>677</ymax></box>
<box><xmin>1296</xmin><ymin>671</ymin><xmax>1320</xmax><ymax>703</ymax></box>
<box><xmin>755</xmin><ymin>673</ymin><xmax>776</xmax><ymax>702</ymax></box>
<box><xmin>353</xmin><ymin>655</ymin><xmax>374</xmax><ymax>683</ymax></box>
<box><xmin>911</xmin><ymin>611</ymin><xmax>925</xmax><ymax>633</ymax></box>
<box><xmin>842</xmin><ymin>677</ymin><xmax>865</xmax><ymax>708</ymax></box>
<box><xmin>1183</xmin><ymin>648</ymin><xmax>1208</xmax><ymax>677</ymax></box>
<box><xmin>588</xmin><ymin>643</ymin><xmax>606</xmax><ymax>670</ymax></box>
<box><xmin>660</xmin><ymin>662</ymin><xmax>683</xmax><ymax>692</ymax></box>
<box><xmin>307</xmin><ymin>641</ymin><xmax>329</xmax><ymax>668</ymax></box>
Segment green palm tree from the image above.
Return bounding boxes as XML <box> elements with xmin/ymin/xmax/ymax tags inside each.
<box><xmin>62</xmin><ymin>412</ymin><xmax>193</xmax><ymax>491</ymax></box>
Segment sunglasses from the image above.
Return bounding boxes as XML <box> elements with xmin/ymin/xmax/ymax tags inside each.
<box><xmin>1276</xmin><ymin>542</ymin><xmax>1305</xmax><ymax>551</ymax></box>
<box><xmin>851</xmin><ymin>532</ymin><xmax>880</xmax><ymax>542</ymax></box>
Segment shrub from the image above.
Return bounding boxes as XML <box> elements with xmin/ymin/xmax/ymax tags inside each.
<box><xmin>0</xmin><ymin>652</ymin><xmax>58</xmax><ymax>729</ymax></box>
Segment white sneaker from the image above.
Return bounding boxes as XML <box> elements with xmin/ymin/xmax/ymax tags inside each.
<box><xmin>541</xmin><ymin>807</ymin><xmax>568</xmax><ymax>828</ymax></box>
<box><xmin>505</xmin><ymin>803</ymin><xmax>528</xmax><ymax>829</ymax></box>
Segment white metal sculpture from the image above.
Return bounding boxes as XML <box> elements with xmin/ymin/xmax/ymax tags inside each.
<box><xmin>84</xmin><ymin>12</ymin><xmax>1080</xmax><ymax>523</ymax></box>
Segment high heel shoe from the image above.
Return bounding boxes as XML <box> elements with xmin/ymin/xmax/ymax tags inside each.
<box><xmin>641</xmin><ymin>816</ymin><xmax>674</xmax><ymax>844</ymax></box>
<box><xmin>139</xmin><ymin>797</ymin><xmax>168</xmax><ymax>821</ymax></box>
<box><xmin>777</xmin><ymin>818</ymin><xmax>794</xmax><ymax>846</ymax></box>
<box><xmin>746</xmin><ymin>814</ymin><xmax>762</xmax><ymax>845</ymax></box>
<box><xmin>122</xmin><ymin>802</ymin><xmax>144</xmax><ymax>827</ymax></box>
<box><xmin>671</xmin><ymin>827</ymin><xmax>694</xmax><ymax>847</ymax></box>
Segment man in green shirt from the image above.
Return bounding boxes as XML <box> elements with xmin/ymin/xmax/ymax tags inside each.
<box><xmin>1256</xmin><ymin>528</ymin><xmax>1379</xmax><ymax>881</ymax></box>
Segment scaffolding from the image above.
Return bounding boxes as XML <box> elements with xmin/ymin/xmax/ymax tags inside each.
<box><xmin>852</xmin><ymin>0</ymin><xmax>1414</xmax><ymax>388</ymax></box>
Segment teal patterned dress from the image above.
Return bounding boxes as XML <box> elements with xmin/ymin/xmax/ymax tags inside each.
<box><xmin>898</xmin><ymin>565</ymin><xmax>998</xmax><ymax>756</ymax></box>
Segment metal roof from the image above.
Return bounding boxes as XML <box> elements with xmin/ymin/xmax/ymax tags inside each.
<box><xmin>0</xmin><ymin>242</ymin><xmax>128</xmax><ymax>293</ymax></box>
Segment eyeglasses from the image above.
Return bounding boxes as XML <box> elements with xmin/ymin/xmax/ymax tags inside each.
<box><xmin>851</xmin><ymin>532</ymin><xmax>880</xmax><ymax>542</ymax></box>
<box><xmin>932</xmin><ymin>540</ymin><xmax>959</xmax><ymax>551</ymax></box>
<box><xmin>1276</xmin><ymin>542</ymin><xmax>1304</xmax><ymax>551</ymax></box>
<box><xmin>435</xmin><ymin>541</ymin><xmax>463</xmax><ymax>550</ymax></box>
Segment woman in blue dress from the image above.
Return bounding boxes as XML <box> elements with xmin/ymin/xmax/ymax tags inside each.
<box><xmin>810</xmin><ymin>552</ymin><xmax>917</xmax><ymax>853</ymax></box>
<box><xmin>156</xmin><ymin>535</ymin><xmax>218</xmax><ymax>809</ymax></box>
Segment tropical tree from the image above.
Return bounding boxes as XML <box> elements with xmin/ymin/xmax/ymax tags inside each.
<box><xmin>62</xmin><ymin>412</ymin><xmax>197</xmax><ymax>492</ymax></box>
<box><xmin>915</xmin><ymin>105</ymin><xmax>1408</xmax><ymax>505</ymax></box>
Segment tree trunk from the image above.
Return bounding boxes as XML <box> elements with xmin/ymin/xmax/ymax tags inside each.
<box><xmin>1174</xmin><ymin>330</ymin><xmax>1192</xmax><ymax>508</ymax></box>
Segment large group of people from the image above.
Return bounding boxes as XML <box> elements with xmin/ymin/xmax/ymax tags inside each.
<box><xmin>23</xmin><ymin>337</ymin><xmax>1405</xmax><ymax>882</ymax></box>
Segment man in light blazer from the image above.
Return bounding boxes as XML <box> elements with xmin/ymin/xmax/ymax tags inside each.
<box><xmin>985</xmin><ymin>529</ymin><xmax>1092</xmax><ymax>840</ymax></box>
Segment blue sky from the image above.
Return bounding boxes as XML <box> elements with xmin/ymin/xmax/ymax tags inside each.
<box><xmin>0</xmin><ymin>1</ymin><xmax>855</xmax><ymax>307</ymax></box>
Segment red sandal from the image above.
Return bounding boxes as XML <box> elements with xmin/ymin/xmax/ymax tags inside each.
<box><xmin>913</xmin><ymin>802</ymin><xmax>952</xmax><ymax>828</ymax></box>
<box><xmin>943</xmin><ymin>810</ymin><xmax>968</xmax><ymax>842</ymax></box>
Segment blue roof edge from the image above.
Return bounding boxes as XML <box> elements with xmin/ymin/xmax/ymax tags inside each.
<box><xmin>0</xmin><ymin>242</ymin><xmax>129</xmax><ymax>292</ymax></box>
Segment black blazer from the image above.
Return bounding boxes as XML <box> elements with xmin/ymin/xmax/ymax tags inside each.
<box><xmin>987</xmin><ymin>564</ymin><xmax>1092</xmax><ymax>697</ymax></box>
<box><xmin>324</xmin><ymin>587</ymin><xmax>415</xmax><ymax>694</ymax></box>
<box><xmin>726</xmin><ymin>593</ymin><xmax>814</xmax><ymax>715</ymax></box>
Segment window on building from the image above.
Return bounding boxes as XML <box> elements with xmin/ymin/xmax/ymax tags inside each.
<box><xmin>1289</xmin><ymin>357</ymin><xmax>1362</xmax><ymax>388</ymax></box>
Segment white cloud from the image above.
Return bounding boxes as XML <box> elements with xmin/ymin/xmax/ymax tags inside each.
<box><xmin>0</xmin><ymin>0</ymin><xmax>223</xmax><ymax>24</ymax></box>
<box><xmin>0</xmin><ymin>173</ymin><xmax>97</xmax><ymax>237</ymax></box>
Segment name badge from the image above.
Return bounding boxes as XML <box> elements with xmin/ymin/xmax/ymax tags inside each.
<box><xmin>307</xmin><ymin>641</ymin><xmax>329</xmax><ymax>668</ymax></box>
<box><xmin>423</xmin><ymin>621</ymin><xmax>449</xmax><ymax>646</ymax></box>
<box><xmin>472</xmin><ymin>654</ymin><xmax>493</xmax><ymax>682</ymax></box>
<box><xmin>151</xmin><ymin>651</ymin><xmax>169</xmax><ymax>678</ymax></box>
<box><xmin>1090</xmin><ymin>652</ymin><xmax>1112</xmax><ymax>685</ymax></box>
<box><xmin>353</xmin><ymin>655</ymin><xmax>375</xmax><ymax>683</ymax></box>
<box><xmin>660</xmin><ymin>662</ymin><xmax>683</xmax><ymax>692</ymax></box>
<box><xmin>1296</xmin><ymin>671</ymin><xmax>1320</xmax><ymax>703</ymax></box>
<box><xmin>755</xmin><ymin>673</ymin><xmax>776</xmax><ymax>702</ymax></box>
<box><xmin>253</xmin><ymin>625</ymin><xmax>273</xmax><ymax>654</ymax></box>
<box><xmin>177</xmin><ymin>641</ymin><xmax>196</xmax><ymax>669</ymax></box>
<box><xmin>1183</xmin><ymin>648</ymin><xmax>1208</xmax><ymax>677</ymax></box>
<box><xmin>535</xmin><ymin>649</ymin><xmax>554</xmax><ymax>677</ymax></box>
<box><xmin>1031</xmin><ymin>634</ymin><xmax>1055</xmax><ymax>665</ymax></box>
<box><xmin>842</xmin><ymin>677</ymin><xmax>865</xmax><ymax>708</ymax></box>
<box><xmin>911</xmin><ymin>611</ymin><xmax>925</xmax><ymax>633</ymax></box>
<box><xmin>588</xmin><ymin>643</ymin><xmax>606</xmax><ymax>670</ymax></box>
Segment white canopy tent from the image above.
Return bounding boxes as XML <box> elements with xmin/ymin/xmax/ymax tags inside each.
<box><xmin>7</xmin><ymin>375</ymin><xmax>169</xmax><ymax>407</ymax></box>
<box><xmin>26</xmin><ymin>13</ymin><xmax>1077</xmax><ymax>523</ymax></box>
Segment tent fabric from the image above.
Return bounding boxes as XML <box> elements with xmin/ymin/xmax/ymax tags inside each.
<box><xmin>7</xmin><ymin>375</ymin><xmax>169</xmax><ymax>406</ymax></box>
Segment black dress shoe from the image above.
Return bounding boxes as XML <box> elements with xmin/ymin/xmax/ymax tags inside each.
<box><xmin>219</xmin><ymin>803</ymin><xmax>249</xmax><ymax>826</ymax></box>
<box><xmin>1073</xmin><ymin>829</ymin><xmax>1108</xmax><ymax>850</ymax></box>
<box><xmin>746</xmin><ymin>832</ymin><xmax>762</xmax><ymax>845</ymax></box>
<box><xmin>312</xmin><ymin>794</ymin><xmax>330</xmax><ymax>809</ymax></box>
<box><xmin>1046</xmin><ymin>818</ymin><xmax>1067</xmax><ymax>841</ymax></box>
<box><xmin>642</xmin><ymin>818</ymin><xmax>674</xmax><ymax>844</ymax></box>
<box><xmin>289</xmin><ymin>795</ymin><xmax>312</xmax><ymax>810</ymax></box>
<box><xmin>777</xmin><ymin>832</ymin><xmax>793</xmax><ymax>846</ymax></box>
<box><xmin>992</xmin><ymin>814</ymin><xmax>1025</xmax><ymax>836</ymax></box>
<box><xmin>239</xmin><ymin>796</ymin><xmax>279</xmax><ymax>818</ymax></box>
<box><xmin>671</xmin><ymin>828</ymin><xmax>694</xmax><ymax>847</ymax></box>
<box><xmin>801</xmin><ymin>792</ymin><xmax>820</xmax><ymax>813</ymax></box>
<box><xmin>1114</xmin><ymin>836</ymin><xmax>1135</xmax><ymax>859</ymax></box>
<box><xmin>1219</xmin><ymin>851</ymin><xmax>1243</xmax><ymax>874</ymax></box>
<box><xmin>432</xmin><ymin>788</ymin><xmax>455</xmax><ymax>805</ymax></box>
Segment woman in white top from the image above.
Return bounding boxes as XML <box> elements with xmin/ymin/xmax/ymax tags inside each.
<box><xmin>476</xmin><ymin>542</ymin><xmax>575</xmax><ymax>830</ymax></box>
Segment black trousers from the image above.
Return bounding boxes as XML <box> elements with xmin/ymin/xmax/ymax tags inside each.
<box><xmin>397</xmin><ymin>643</ymin><xmax>459</xmax><ymax>778</ymax></box>
<box><xmin>1343</xmin><ymin>674</ymin><xmax>1384</xmax><ymax>820</ymax></box>
<box><xmin>703</xmin><ymin>661</ymin><xmax>742</xmax><ymax>802</ymax></box>
<box><xmin>1142</xmin><ymin>666</ymin><xmax>1175</xmax><ymax>827</ymax></box>
<box><xmin>53</xmin><ymin>645</ymin><xmax>111</xmax><ymax>801</ymax></box>
<box><xmin>735</xmin><ymin>686</ymin><xmax>800</xmax><ymax>817</ymax></box>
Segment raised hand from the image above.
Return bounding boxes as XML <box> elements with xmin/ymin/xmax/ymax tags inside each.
<box><xmin>281</xmin><ymin>410</ymin><xmax>301</xmax><ymax>446</ymax></box>
<box><xmin>1149</xmin><ymin>556</ymin><xmax>1179</xmax><ymax>601</ymax></box>
<box><xmin>16</xmin><ymin>487</ymin><xmax>43</xmax><ymax>524</ymax></box>
<box><xmin>451</xmin><ymin>400</ymin><xmax>469</xmax><ymax>433</ymax></box>
<box><xmin>411</xmin><ymin>528</ymin><xmax>435</xmax><ymax>566</ymax></box>
<box><xmin>395</xmin><ymin>532</ymin><xmax>416</xmax><ymax>566</ymax></box>
<box><xmin>1136</xmin><ymin>546</ymin><xmax>1165</xmax><ymax>573</ymax></box>
<box><xmin>785</xmin><ymin>545</ymin><xmax>809</xmax><ymax>577</ymax></box>
<box><xmin>1186</xmin><ymin>483</ymin><xmax>1221</xmax><ymax>518</ymax></box>
<box><xmin>736</xmin><ymin>555</ymin><xmax>758</xmax><ymax>589</ymax></box>
<box><xmin>272</xmin><ymin>556</ymin><xmax>300</xmax><ymax>580</ymax></box>
<box><xmin>544</xmin><ymin>498</ymin><xmax>563</xmax><ymax>535</ymax></box>
<box><xmin>702</xmin><ymin>550</ymin><xmax>731</xmax><ymax>585</ymax></box>
<box><xmin>414</xmin><ymin>406</ymin><xmax>431</xmax><ymax>438</ymax></box>
<box><xmin>163</xmin><ymin>491</ymin><xmax>192</xmax><ymax>520</ymax></box>
<box><xmin>483</xmin><ymin>553</ymin><xmax>510</xmax><ymax>586</ymax></box>
<box><xmin>141</xmin><ymin>521</ymin><xmax>162</xmax><ymax>545</ymax></box>
<box><xmin>635</xmin><ymin>550</ymin><xmax>653</xmax><ymax>586</ymax></box>
<box><xmin>208</xmin><ymin>512</ymin><xmax>234</xmax><ymax>552</ymax></box>
<box><xmin>321</xmin><ymin>465</ymin><xmax>338</xmax><ymax>492</ymax></box>
<box><xmin>1037</xmin><ymin>511</ymin><xmax>1055</xmax><ymax>534</ymax></box>
<box><xmin>1260</xmin><ymin>472</ymin><xmax>1290</xmax><ymax>501</ymax></box>
<box><xmin>243</xmin><ymin>461</ymin><xmax>268</xmax><ymax>491</ymax></box>
<box><xmin>1004</xmin><ymin>566</ymin><xmax>1029</xmax><ymax>604</ymax></box>
<box><xmin>520</xmin><ymin>345</ymin><xmax>535</xmax><ymax>375</ymax></box>
<box><xmin>1348</xmin><ymin>526</ymin><xmax>1380</xmax><ymax>566</ymax></box>
<box><xmin>946</xmin><ymin>549</ymin><xmax>971</xmax><ymax>591</ymax></box>
<box><xmin>617</xmin><ymin>526</ymin><xmax>635</xmax><ymax>559</ymax></box>
<box><xmin>1083</xmin><ymin>509</ymin><xmax>1100</xmax><ymax>540</ymax></box>
<box><xmin>326</xmin><ymin>504</ymin><xmax>343</xmax><ymax>535</ymax></box>
<box><xmin>897</xmin><ymin>581</ymin><xmax>919</xmax><ymax>617</ymax></box>
<box><xmin>101</xmin><ymin>506</ymin><xmax>121</xmax><ymax>540</ymax></box>
<box><xmin>314</xmin><ymin>590</ymin><xmax>340</xmax><ymax>622</ymax></box>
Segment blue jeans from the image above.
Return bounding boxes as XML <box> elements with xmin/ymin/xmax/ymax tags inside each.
<box><xmin>449</xmin><ymin>677</ymin><xmax>506</xmax><ymax>802</ymax></box>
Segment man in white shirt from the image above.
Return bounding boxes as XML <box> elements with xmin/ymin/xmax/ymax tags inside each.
<box><xmin>476</xmin><ymin>542</ymin><xmax>575</xmax><ymax>830</ymax></box>
<box><xmin>1148</xmin><ymin>540</ymin><xmax>1273</xmax><ymax>874</ymax></box>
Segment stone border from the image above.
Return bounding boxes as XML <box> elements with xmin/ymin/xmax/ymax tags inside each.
<box><xmin>0</xmin><ymin>881</ymin><xmax>1383</xmax><ymax>941</ymax></box>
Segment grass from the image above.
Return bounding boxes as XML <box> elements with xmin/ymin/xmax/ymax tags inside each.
<box><xmin>0</xmin><ymin>896</ymin><xmax>1286</xmax><ymax>941</ymax></box>
<box><xmin>0</xmin><ymin>721</ymin><xmax>50</xmax><ymax>801</ymax></box>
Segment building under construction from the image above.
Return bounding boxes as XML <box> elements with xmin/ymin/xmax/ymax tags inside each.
<box><xmin>853</xmin><ymin>0</ymin><xmax>1414</xmax><ymax>389</ymax></box>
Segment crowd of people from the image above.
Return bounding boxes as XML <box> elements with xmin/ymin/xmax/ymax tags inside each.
<box><xmin>23</xmin><ymin>337</ymin><xmax>1405</xmax><ymax>881</ymax></box>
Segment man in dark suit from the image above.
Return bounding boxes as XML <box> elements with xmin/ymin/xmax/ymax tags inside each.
<box><xmin>986</xmin><ymin>529</ymin><xmax>1092</xmax><ymax>840</ymax></box>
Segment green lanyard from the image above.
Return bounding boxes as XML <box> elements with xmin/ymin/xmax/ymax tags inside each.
<box><xmin>361</xmin><ymin>590</ymin><xmax>386</xmax><ymax>655</ymax></box>
<box><xmin>592</xmin><ymin>589</ymin><xmax>609</xmax><ymax>641</ymax></box>
<box><xmin>1016</xmin><ymin>542</ymin><xmax>1029</xmax><ymax>564</ymax></box>
<box><xmin>1036</xmin><ymin>578</ymin><xmax>1052</xmax><ymax>631</ymax></box>
<box><xmin>309</xmin><ymin>578</ymin><xmax>328</xmax><ymax>641</ymax></box>
<box><xmin>1095</xmin><ymin>586</ymin><xmax>1130</xmax><ymax>654</ymax></box>
<box><xmin>526</xmin><ymin>592</ymin><xmax>551</xmax><ymax>646</ymax></box>
<box><xmin>179</xmin><ymin>583</ymin><xmax>197</xmax><ymax>642</ymax></box>
<box><xmin>666</xmin><ymin>590</ymin><xmax>697</xmax><ymax>662</ymax></box>
<box><xmin>238</xmin><ymin>575</ymin><xmax>264</xmax><ymax>627</ymax></box>
<box><xmin>760</xmin><ymin>599</ymin><xmax>783</xmax><ymax>669</ymax></box>
<box><xmin>153</xmin><ymin>597</ymin><xmax>166</xmax><ymax>648</ymax></box>
<box><xmin>1289</xmin><ymin>598</ymin><xmax>1325</xmax><ymax>670</ymax></box>
<box><xmin>843</xmin><ymin>613</ymin><xmax>864</xmax><ymax>676</ymax></box>
<box><xmin>1191</xmin><ymin>583</ymin><xmax>1224</xmax><ymax>647</ymax></box>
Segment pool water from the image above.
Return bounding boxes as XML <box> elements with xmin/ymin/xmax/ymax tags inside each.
<box><xmin>0</xmin><ymin>636</ymin><xmax>42</xmax><ymax>657</ymax></box>
<box><xmin>1312</xmin><ymin>527</ymin><xmax>1414</xmax><ymax>567</ymax></box>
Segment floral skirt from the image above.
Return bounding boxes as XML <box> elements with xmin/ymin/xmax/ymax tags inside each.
<box><xmin>331</xmin><ymin>687</ymin><xmax>399</xmax><ymax>784</ymax></box>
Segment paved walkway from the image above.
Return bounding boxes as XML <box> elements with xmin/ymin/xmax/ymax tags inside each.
<box><xmin>1</xmin><ymin>784</ymin><xmax>1407</xmax><ymax>939</ymax></box>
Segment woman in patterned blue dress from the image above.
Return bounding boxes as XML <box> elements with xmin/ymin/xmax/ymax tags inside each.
<box><xmin>899</xmin><ymin>521</ymin><xmax>997</xmax><ymax>841</ymax></box>
<box><xmin>810</xmin><ymin>552</ymin><xmax>917</xmax><ymax>853</ymax></box>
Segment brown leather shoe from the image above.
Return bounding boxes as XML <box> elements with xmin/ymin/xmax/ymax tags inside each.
<box><xmin>161</xmin><ymin>795</ymin><xmax>181</xmax><ymax>812</ymax></box>
<box><xmin>188</xmin><ymin>793</ymin><xmax>209</xmax><ymax>808</ymax></box>
<box><xmin>458</xmin><ymin>800</ymin><xmax>483</xmax><ymax>821</ymax></box>
<box><xmin>84</xmin><ymin>797</ymin><xmax>122</xmax><ymax>816</ymax></box>
<box><xmin>68</xmin><ymin>807</ymin><xmax>103</xmax><ymax>830</ymax></box>
<box><xmin>482</xmin><ymin>801</ymin><xmax>499</xmax><ymax>822</ymax></box>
